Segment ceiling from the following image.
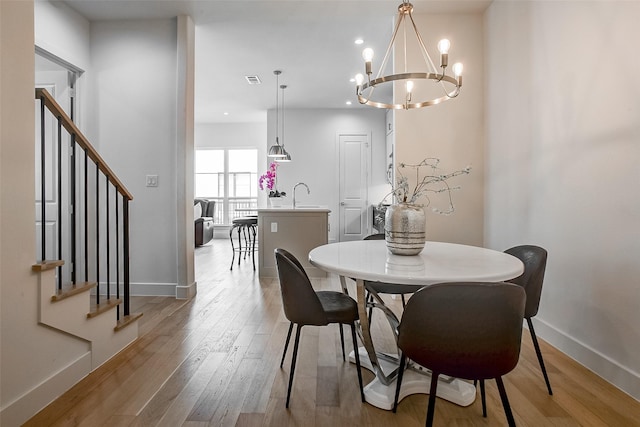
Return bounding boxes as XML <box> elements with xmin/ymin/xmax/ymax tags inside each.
<box><xmin>62</xmin><ymin>0</ymin><xmax>491</xmax><ymax>124</ymax></box>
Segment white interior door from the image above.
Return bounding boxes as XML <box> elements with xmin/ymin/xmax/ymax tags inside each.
<box><xmin>36</xmin><ymin>60</ymin><xmax>73</xmax><ymax>284</ymax></box>
<box><xmin>338</xmin><ymin>133</ymin><xmax>369</xmax><ymax>242</ymax></box>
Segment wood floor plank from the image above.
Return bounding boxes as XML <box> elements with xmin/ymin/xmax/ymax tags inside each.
<box><xmin>24</xmin><ymin>239</ymin><xmax>640</xmax><ymax>427</ymax></box>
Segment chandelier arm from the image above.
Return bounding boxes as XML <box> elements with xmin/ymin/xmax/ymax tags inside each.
<box><xmin>407</xmin><ymin>11</ymin><xmax>439</xmax><ymax>74</ymax></box>
<box><xmin>375</xmin><ymin>7</ymin><xmax>405</xmax><ymax>82</ymax></box>
<box><xmin>407</xmin><ymin>12</ymin><xmax>454</xmax><ymax>96</ymax></box>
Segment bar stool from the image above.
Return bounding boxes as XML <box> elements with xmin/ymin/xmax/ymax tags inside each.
<box><xmin>229</xmin><ymin>216</ymin><xmax>257</xmax><ymax>270</ymax></box>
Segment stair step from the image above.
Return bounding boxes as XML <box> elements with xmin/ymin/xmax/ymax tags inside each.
<box><xmin>87</xmin><ymin>298</ymin><xmax>122</xmax><ymax>318</ymax></box>
<box><xmin>32</xmin><ymin>260</ymin><xmax>65</xmax><ymax>272</ymax></box>
<box><xmin>51</xmin><ymin>282</ymin><xmax>97</xmax><ymax>302</ymax></box>
<box><xmin>114</xmin><ymin>312</ymin><xmax>143</xmax><ymax>332</ymax></box>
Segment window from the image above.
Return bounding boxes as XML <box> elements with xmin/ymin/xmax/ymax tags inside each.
<box><xmin>195</xmin><ymin>148</ymin><xmax>258</xmax><ymax>225</ymax></box>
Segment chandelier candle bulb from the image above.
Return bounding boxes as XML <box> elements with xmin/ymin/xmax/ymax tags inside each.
<box><xmin>362</xmin><ymin>48</ymin><xmax>374</xmax><ymax>76</ymax></box>
<box><xmin>437</xmin><ymin>39</ymin><xmax>450</xmax><ymax>54</ymax></box>
<box><xmin>438</xmin><ymin>39</ymin><xmax>450</xmax><ymax>68</ymax></box>
<box><xmin>453</xmin><ymin>63</ymin><xmax>463</xmax><ymax>86</ymax></box>
<box><xmin>406</xmin><ymin>80</ymin><xmax>414</xmax><ymax>93</ymax></box>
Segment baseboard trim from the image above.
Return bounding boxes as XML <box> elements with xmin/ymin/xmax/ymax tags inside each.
<box><xmin>176</xmin><ymin>281</ymin><xmax>197</xmax><ymax>299</ymax></box>
<box><xmin>0</xmin><ymin>351</ymin><xmax>91</xmax><ymax>426</ymax></box>
<box><xmin>533</xmin><ymin>317</ymin><xmax>640</xmax><ymax>401</ymax></box>
<box><xmin>130</xmin><ymin>282</ymin><xmax>177</xmax><ymax>297</ymax></box>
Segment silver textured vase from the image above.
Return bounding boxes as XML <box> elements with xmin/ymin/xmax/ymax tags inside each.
<box><xmin>384</xmin><ymin>203</ymin><xmax>426</xmax><ymax>255</ymax></box>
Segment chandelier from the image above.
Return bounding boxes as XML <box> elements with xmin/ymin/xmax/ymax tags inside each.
<box><xmin>267</xmin><ymin>70</ymin><xmax>292</xmax><ymax>160</ymax></box>
<box><xmin>355</xmin><ymin>1</ymin><xmax>463</xmax><ymax>110</ymax></box>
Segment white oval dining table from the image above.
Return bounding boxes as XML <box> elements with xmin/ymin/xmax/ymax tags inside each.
<box><xmin>308</xmin><ymin>240</ymin><xmax>524</xmax><ymax>410</ymax></box>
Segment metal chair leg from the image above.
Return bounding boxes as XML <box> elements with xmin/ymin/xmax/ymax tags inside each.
<box><xmin>350</xmin><ymin>323</ymin><xmax>365</xmax><ymax>402</ymax></box>
<box><xmin>393</xmin><ymin>355</ymin><xmax>406</xmax><ymax>412</ymax></box>
<box><xmin>280</xmin><ymin>322</ymin><xmax>293</xmax><ymax>368</ymax></box>
<box><xmin>339</xmin><ymin>324</ymin><xmax>345</xmax><ymax>361</ymax></box>
<box><xmin>229</xmin><ymin>225</ymin><xmax>236</xmax><ymax>270</ymax></box>
<box><xmin>480</xmin><ymin>379</ymin><xmax>487</xmax><ymax>417</ymax></box>
<box><xmin>426</xmin><ymin>372</ymin><xmax>439</xmax><ymax>427</ymax></box>
<box><xmin>527</xmin><ymin>317</ymin><xmax>553</xmax><ymax>395</ymax></box>
<box><xmin>495</xmin><ymin>376</ymin><xmax>516</xmax><ymax>427</ymax></box>
<box><xmin>286</xmin><ymin>324</ymin><xmax>302</xmax><ymax>408</ymax></box>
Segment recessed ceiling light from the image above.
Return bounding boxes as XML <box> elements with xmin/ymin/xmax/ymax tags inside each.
<box><xmin>355</xmin><ymin>38</ymin><xmax>364</xmax><ymax>45</ymax></box>
<box><xmin>346</xmin><ymin>101</ymin><xmax>352</xmax><ymax>105</ymax></box>
<box><xmin>350</xmin><ymin>77</ymin><xmax>355</xmax><ymax>83</ymax></box>
<box><xmin>223</xmin><ymin>112</ymin><xmax>229</xmax><ymax>116</ymax></box>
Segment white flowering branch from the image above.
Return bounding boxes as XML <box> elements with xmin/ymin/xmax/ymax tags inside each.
<box><xmin>380</xmin><ymin>157</ymin><xmax>471</xmax><ymax>215</ymax></box>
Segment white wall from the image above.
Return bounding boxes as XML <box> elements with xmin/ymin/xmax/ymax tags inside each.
<box><xmin>1</xmin><ymin>2</ymin><xmax>91</xmax><ymax>425</ymax></box>
<box><xmin>485</xmin><ymin>1</ymin><xmax>640</xmax><ymax>399</ymax></box>
<box><xmin>266</xmin><ymin>108</ymin><xmax>387</xmax><ymax>242</ymax></box>
<box><xmin>34</xmin><ymin>0</ymin><xmax>91</xmax><ymax>71</ymax></box>
<box><xmin>89</xmin><ymin>19</ymin><xmax>182</xmax><ymax>296</ymax></box>
<box><xmin>394</xmin><ymin>12</ymin><xmax>485</xmax><ymax>246</ymax></box>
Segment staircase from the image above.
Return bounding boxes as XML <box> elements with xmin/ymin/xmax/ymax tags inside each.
<box><xmin>34</xmin><ymin>88</ymin><xmax>141</xmax><ymax>370</ymax></box>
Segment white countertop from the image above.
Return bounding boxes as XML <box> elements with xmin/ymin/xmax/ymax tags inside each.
<box><xmin>256</xmin><ymin>206</ymin><xmax>330</xmax><ymax>213</ymax></box>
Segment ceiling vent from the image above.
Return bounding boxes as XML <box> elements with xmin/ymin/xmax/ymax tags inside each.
<box><xmin>245</xmin><ymin>75</ymin><xmax>261</xmax><ymax>85</ymax></box>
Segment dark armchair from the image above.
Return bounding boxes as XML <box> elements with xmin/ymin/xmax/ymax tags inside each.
<box><xmin>194</xmin><ymin>198</ymin><xmax>215</xmax><ymax>246</ymax></box>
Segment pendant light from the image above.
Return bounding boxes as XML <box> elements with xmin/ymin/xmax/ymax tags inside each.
<box><xmin>268</xmin><ymin>70</ymin><xmax>287</xmax><ymax>158</ymax></box>
<box><xmin>275</xmin><ymin>84</ymin><xmax>292</xmax><ymax>162</ymax></box>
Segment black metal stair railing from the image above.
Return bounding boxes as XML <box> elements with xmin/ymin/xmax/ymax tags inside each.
<box><xmin>35</xmin><ymin>88</ymin><xmax>133</xmax><ymax>320</ymax></box>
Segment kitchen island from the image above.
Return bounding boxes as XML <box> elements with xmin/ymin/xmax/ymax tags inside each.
<box><xmin>257</xmin><ymin>207</ymin><xmax>330</xmax><ymax>278</ymax></box>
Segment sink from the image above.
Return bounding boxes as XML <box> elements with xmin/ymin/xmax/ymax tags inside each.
<box><xmin>295</xmin><ymin>204</ymin><xmax>322</xmax><ymax>208</ymax></box>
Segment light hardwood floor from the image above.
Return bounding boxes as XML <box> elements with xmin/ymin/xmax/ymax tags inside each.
<box><xmin>25</xmin><ymin>239</ymin><xmax>640</xmax><ymax>426</ymax></box>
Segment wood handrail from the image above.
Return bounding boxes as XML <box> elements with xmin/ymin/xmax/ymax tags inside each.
<box><xmin>35</xmin><ymin>88</ymin><xmax>134</xmax><ymax>200</ymax></box>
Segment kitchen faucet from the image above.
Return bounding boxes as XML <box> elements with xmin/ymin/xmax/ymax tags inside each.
<box><xmin>292</xmin><ymin>182</ymin><xmax>310</xmax><ymax>208</ymax></box>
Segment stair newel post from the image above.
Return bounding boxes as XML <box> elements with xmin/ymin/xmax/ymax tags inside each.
<box><xmin>96</xmin><ymin>162</ymin><xmax>100</xmax><ymax>306</ymax></box>
<box><xmin>57</xmin><ymin>116</ymin><xmax>63</xmax><ymax>291</ymax></box>
<box><xmin>40</xmin><ymin>95</ymin><xmax>46</xmax><ymax>262</ymax></box>
<box><xmin>123</xmin><ymin>196</ymin><xmax>130</xmax><ymax>317</ymax></box>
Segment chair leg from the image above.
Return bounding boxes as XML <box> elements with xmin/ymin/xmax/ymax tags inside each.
<box><xmin>339</xmin><ymin>324</ymin><xmax>345</xmax><ymax>361</ymax></box>
<box><xmin>286</xmin><ymin>324</ymin><xmax>303</xmax><ymax>408</ymax></box>
<box><xmin>229</xmin><ymin>226</ymin><xmax>236</xmax><ymax>270</ymax></box>
<box><xmin>425</xmin><ymin>372</ymin><xmax>440</xmax><ymax>427</ymax></box>
<box><xmin>250</xmin><ymin>224</ymin><xmax>257</xmax><ymax>270</ymax></box>
<box><xmin>392</xmin><ymin>355</ymin><xmax>406</xmax><ymax>413</ymax></box>
<box><xmin>401</xmin><ymin>294</ymin><xmax>406</xmax><ymax>308</ymax></box>
<box><xmin>480</xmin><ymin>379</ymin><xmax>487</xmax><ymax>417</ymax></box>
<box><xmin>280</xmin><ymin>322</ymin><xmax>293</xmax><ymax>368</ymax></box>
<box><xmin>495</xmin><ymin>376</ymin><xmax>516</xmax><ymax>427</ymax></box>
<box><xmin>367</xmin><ymin>292</ymin><xmax>374</xmax><ymax>322</ymax></box>
<box><xmin>236</xmin><ymin>226</ymin><xmax>243</xmax><ymax>265</ymax></box>
<box><xmin>350</xmin><ymin>323</ymin><xmax>365</xmax><ymax>402</ymax></box>
<box><xmin>527</xmin><ymin>317</ymin><xmax>553</xmax><ymax>395</ymax></box>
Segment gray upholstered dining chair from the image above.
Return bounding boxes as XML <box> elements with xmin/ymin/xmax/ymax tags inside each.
<box><xmin>275</xmin><ymin>248</ymin><xmax>364</xmax><ymax>408</ymax></box>
<box><xmin>393</xmin><ymin>282</ymin><xmax>526</xmax><ymax>427</ymax></box>
<box><xmin>505</xmin><ymin>244</ymin><xmax>552</xmax><ymax>395</ymax></box>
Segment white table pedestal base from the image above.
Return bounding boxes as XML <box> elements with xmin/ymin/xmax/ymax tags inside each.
<box><xmin>350</xmin><ymin>347</ymin><xmax>477</xmax><ymax>411</ymax></box>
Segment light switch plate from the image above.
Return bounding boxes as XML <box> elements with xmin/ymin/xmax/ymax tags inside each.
<box><xmin>271</xmin><ymin>222</ymin><xmax>278</xmax><ymax>232</ymax></box>
<box><xmin>146</xmin><ymin>175</ymin><xmax>158</xmax><ymax>187</ymax></box>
